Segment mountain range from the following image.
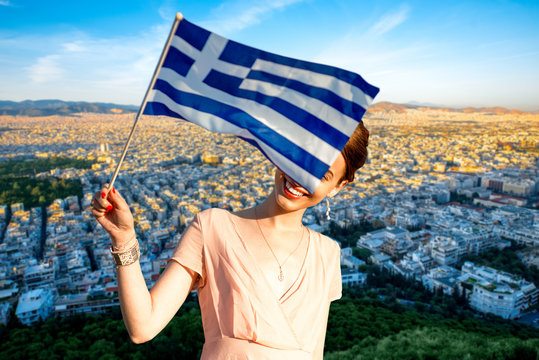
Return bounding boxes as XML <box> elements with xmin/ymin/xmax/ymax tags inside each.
<box><xmin>367</xmin><ymin>101</ymin><xmax>534</xmax><ymax>115</ymax></box>
<box><xmin>0</xmin><ymin>99</ymin><xmax>534</xmax><ymax>117</ymax></box>
<box><xmin>0</xmin><ymin>100</ymin><xmax>138</xmax><ymax>117</ymax></box>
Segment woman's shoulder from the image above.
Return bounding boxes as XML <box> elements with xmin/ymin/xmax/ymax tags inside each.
<box><xmin>308</xmin><ymin>228</ymin><xmax>341</xmax><ymax>255</ymax></box>
<box><xmin>195</xmin><ymin>207</ymin><xmax>231</xmax><ymax>221</ymax></box>
<box><xmin>190</xmin><ymin>208</ymin><xmax>233</xmax><ymax>231</ymax></box>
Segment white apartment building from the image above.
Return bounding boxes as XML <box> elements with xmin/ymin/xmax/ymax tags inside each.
<box><xmin>358</xmin><ymin>227</ymin><xmax>411</xmax><ymax>258</ymax></box>
<box><xmin>341</xmin><ymin>268</ymin><xmax>367</xmax><ymax>287</ymax></box>
<box><xmin>15</xmin><ymin>288</ymin><xmax>55</xmax><ymax>326</ymax></box>
<box><xmin>421</xmin><ymin>266</ymin><xmax>463</xmax><ymax>295</ymax></box>
<box><xmin>24</xmin><ymin>262</ymin><xmax>55</xmax><ymax>291</ymax></box>
<box><xmin>341</xmin><ymin>255</ymin><xmax>366</xmax><ymax>270</ymax></box>
<box><xmin>497</xmin><ymin>227</ymin><xmax>539</xmax><ymax>247</ymax></box>
<box><xmin>461</xmin><ymin>262</ymin><xmax>538</xmax><ymax>319</ymax></box>
<box><xmin>430</xmin><ymin>235</ymin><xmax>459</xmax><ymax>266</ymax></box>
<box><xmin>54</xmin><ymin>293</ymin><xmax>120</xmax><ymax>317</ymax></box>
<box><xmin>458</xmin><ymin>228</ymin><xmax>498</xmax><ymax>255</ymax></box>
<box><xmin>403</xmin><ymin>250</ymin><xmax>434</xmax><ymax>272</ymax></box>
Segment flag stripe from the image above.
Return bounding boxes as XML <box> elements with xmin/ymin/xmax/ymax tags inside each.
<box><xmin>176</xmin><ymin>18</ymin><xmax>210</xmax><ymax>51</ymax></box>
<box><xmin>162</xmin><ymin>46</ymin><xmax>195</xmax><ymax>77</ymax></box>
<box><xmin>244</xmin><ymin>70</ymin><xmax>365</xmax><ymax>132</ymax></box>
<box><xmin>155</xmin><ymin>66</ymin><xmax>340</xmax><ymax>166</ymax></box>
<box><xmin>239</xmin><ymin>77</ymin><xmax>359</xmax><ymax>137</ymax></box>
<box><xmin>145</xmin><ymin>99</ymin><xmax>322</xmax><ymax>191</ymax></box>
<box><xmin>147</xmin><ymin>81</ymin><xmax>330</xmax><ymax>178</ymax></box>
<box><xmin>237</xmin><ymin>135</ymin><xmax>322</xmax><ymax>190</ymax></box>
<box><xmin>250</xmin><ymin>60</ymin><xmax>374</xmax><ymax>110</ymax></box>
<box><xmin>218</xmin><ymin>39</ymin><xmax>380</xmax><ymax>99</ymax></box>
<box><xmin>203</xmin><ymin>69</ymin><xmax>350</xmax><ymax>149</ymax></box>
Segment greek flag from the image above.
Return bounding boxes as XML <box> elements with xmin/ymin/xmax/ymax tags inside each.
<box><xmin>144</xmin><ymin>16</ymin><xmax>379</xmax><ymax>193</ymax></box>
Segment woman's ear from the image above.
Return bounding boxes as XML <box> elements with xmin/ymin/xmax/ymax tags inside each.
<box><xmin>328</xmin><ymin>180</ymin><xmax>348</xmax><ymax>198</ymax></box>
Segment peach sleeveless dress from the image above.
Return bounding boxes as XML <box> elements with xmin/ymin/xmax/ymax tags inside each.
<box><xmin>170</xmin><ymin>208</ymin><xmax>342</xmax><ymax>359</ymax></box>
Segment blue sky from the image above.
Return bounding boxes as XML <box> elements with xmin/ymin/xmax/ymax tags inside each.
<box><xmin>1</xmin><ymin>0</ymin><xmax>538</xmax><ymax>110</ymax></box>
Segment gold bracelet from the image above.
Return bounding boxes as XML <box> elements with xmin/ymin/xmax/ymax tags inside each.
<box><xmin>110</xmin><ymin>240</ymin><xmax>140</xmax><ymax>267</ymax></box>
<box><xmin>111</xmin><ymin>233</ymin><xmax>137</xmax><ymax>252</ymax></box>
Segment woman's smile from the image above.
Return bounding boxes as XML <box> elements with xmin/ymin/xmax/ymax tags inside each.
<box><xmin>282</xmin><ymin>175</ymin><xmax>309</xmax><ymax>199</ymax></box>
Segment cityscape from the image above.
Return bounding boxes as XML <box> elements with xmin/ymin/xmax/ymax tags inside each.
<box><xmin>0</xmin><ymin>104</ymin><xmax>538</xmax><ymax>338</ymax></box>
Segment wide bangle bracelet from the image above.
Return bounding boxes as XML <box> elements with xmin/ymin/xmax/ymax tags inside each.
<box><xmin>110</xmin><ymin>240</ymin><xmax>140</xmax><ymax>267</ymax></box>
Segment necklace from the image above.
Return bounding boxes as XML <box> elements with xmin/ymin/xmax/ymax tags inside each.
<box><xmin>254</xmin><ymin>208</ymin><xmax>306</xmax><ymax>282</ymax></box>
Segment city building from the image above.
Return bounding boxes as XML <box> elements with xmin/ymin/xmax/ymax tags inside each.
<box><xmin>461</xmin><ymin>262</ymin><xmax>538</xmax><ymax>319</ymax></box>
<box><xmin>15</xmin><ymin>288</ymin><xmax>55</xmax><ymax>326</ymax></box>
<box><xmin>341</xmin><ymin>268</ymin><xmax>367</xmax><ymax>287</ymax></box>
<box><xmin>54</xmin><ymin>293</ymin><xmax>120</xmax><ymax>317</ymax></box>
<box><xmin>358</xmin><ymin>227</ymin><xmax>411</xmax><ymax>258</ymax></box>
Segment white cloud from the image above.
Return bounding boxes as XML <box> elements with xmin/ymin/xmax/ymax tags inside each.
<box><xmin>27</xmin><ymin>55</ymin><xmax>63</xmax><ymax>83</ymax></box>
<box><xmin>157</xmin><ymin>0</ymin><xmax>177</xmax><ymax>22</ymax></box>
<box><xmin>367</xmin><ymin>4</ymin><xmax>410</xmax><ymax>37</ymax></box>
<box><xmin>200</xmin><ymin>0</ymin><xmax>305</xmax><ymax>35</ymax></box>
<box><xmin>0</xmin><ymin>1</ymin><xmax>11</xmax><ymax>6</ymax></box>
<box><xmin>62</xmin><ymin>41</ymin><xmax>87</xmax><ymax>52</ymax></box>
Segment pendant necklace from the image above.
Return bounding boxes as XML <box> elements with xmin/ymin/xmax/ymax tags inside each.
<box><xmin>254</xmin><ymin>207</ymin><xmax>305</xmax><ymax>282</ymax></box>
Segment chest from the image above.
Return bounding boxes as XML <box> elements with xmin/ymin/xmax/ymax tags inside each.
<box><xmin>246</xmin><ymin>233</ymin><xmax>310</xmax><ymax>298</ymax></box>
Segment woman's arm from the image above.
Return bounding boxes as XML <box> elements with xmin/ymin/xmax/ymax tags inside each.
<box><xmin>116</xmin><ymin>256</ymin><xmax>196</xmax><ymax>343</ymax></box>
<box><xmin>92</xmin><ymin>185</ymin><xmax>196</xmax><ymax>343</ymax></box>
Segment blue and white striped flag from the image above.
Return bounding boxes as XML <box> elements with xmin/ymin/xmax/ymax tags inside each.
<box><xmin>144</xmin><ymin>16</ymin><xmax>379</xmax><ymax>194</ymax></box>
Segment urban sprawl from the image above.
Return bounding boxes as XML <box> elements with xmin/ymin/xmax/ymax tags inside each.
<box><xmin>0</xmin><ymin>109</ymin><xmax>538</xmax><ymax>327</ymax></box>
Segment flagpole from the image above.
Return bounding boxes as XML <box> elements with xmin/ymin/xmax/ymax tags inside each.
<box><xmin>108</xmin><ymin>12</ymin><xmax>184</xmax><ymax>190</ymax></box>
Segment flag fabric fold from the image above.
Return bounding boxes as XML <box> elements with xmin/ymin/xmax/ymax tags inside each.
<box><xmin>143</xmin><ymin>16</ymin><xmax>379</xmax><ymax>194</ymax></box>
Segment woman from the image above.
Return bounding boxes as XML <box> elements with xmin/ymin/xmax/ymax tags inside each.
<box><xmin>91</xmin><ymin>122</ymin><xmax>369</xmax><ymax>359</ymax></box>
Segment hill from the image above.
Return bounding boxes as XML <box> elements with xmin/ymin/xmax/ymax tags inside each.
<box><xmin>0</xmin><ymin>100</ymin><xmax>137</xmax><ymax>116</ymax></box>
<box><xmin>1</xmin><ymin>99</ymin><xmax>534</xmax><ymax>117</ymax></box>
<box><xmin>367</xmin><ymin>101</ymin><xmax>530</xmax><ymax>115</ymax></box>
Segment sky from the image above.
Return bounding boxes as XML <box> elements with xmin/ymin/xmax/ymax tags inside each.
<box><xmin>0</xmin><ymin>0</ymin><xmax>538</xmax><ymax>111</ymax></box>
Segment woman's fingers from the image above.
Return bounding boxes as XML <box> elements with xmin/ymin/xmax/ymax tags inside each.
<box><xmin>92</xmin><ymin>184</ymin><xmax>116</xmax><ymax>212</ymax></box>
<box><xmin>105</xmin><ymin>185</ymin><xmax>129</xmax><ymax>211</ymax></box>
<box><xmin>91</xmin><ymin>184</ymin><xmax>133</xmax><ymax>226</ymax></box>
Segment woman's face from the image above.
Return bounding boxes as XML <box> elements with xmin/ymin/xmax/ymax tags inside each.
<box><xmin>273</xmin><ymin>153</ymin><xmax>348</xmax><ymax>212</ymax></box>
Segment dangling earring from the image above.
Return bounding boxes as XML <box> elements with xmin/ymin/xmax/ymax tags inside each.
<box><xmin>326</xmin><ymin>197</ymin><xmax>331</xmax><ymax>220</ymax></box>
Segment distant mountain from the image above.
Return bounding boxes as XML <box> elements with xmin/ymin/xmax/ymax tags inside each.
<box><xmin>0</xmin><ymin>100</ymin><xmax>138</xmax><ymax>116</ymax></box>
<box><xmin>1</xmin><ymin>99</ymin><xmax>533</xmax><ymax>117</ymax></box>
<box><xmin>367</xmin><ymin>101</ymin><xmax>530</xmax><ymax>115</ymax></box>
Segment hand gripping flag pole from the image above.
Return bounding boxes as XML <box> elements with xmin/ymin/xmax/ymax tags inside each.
<box><xmin>108</xmin><ymin>13</ymin><xmax>184</xmax><ymax>190</ymax></box>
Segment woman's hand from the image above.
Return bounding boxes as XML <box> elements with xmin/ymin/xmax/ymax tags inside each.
<box><xmin>91</xmin><ymin>184</ymin><xmax>135</xmax><ymax>250</ymax></box>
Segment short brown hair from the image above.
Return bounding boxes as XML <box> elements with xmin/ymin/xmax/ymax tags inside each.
<box><xmin>340</xmin><ymin>122</ymin><xmax>369</xmax><ymax>183</ymax></box>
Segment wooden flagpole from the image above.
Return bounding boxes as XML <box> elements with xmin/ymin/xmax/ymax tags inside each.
<box><xmin>108</xmin><ymin>12</ymin><xmax>183</xmax><ymax>190</ymax></box>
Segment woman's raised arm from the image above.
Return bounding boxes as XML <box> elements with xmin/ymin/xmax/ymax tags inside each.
<box><xmin>92</xmin><ymin>185</ymin><xmax>196</xmax><ymax>343</ymax></box>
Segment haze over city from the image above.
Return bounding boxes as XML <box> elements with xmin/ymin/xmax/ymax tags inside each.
<box><xmin>1</xmin><ymin>0</ymin><xmax>538</xmax><ymax>111</ymax></box>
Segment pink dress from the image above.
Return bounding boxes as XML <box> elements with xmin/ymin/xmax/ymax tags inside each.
<box><xmin>170</xmin><ymin>208</ymin><xmax>342</xmax><ymax>359</ymax></box>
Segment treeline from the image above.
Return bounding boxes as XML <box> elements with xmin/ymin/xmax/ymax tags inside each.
<box><xmin>0</xmin><ymin>177</ymin><xmax>82</xmax><ymax>209</ymax></box>
<box><xmin>0</xmin><ymin>157</ymin><xmax>93</xmax><ymax>208</ymax></box>
<box><xmin>325</xmin><ymin>290</ymin><xmax>539</xmax><ymax>359</ymax></box>
<box><xmin>0</xmin><ymin>157</ymin><xmax>93</xmax><ymax>177</ymax></box>
<box><xmin>0</xmin><ymin>302</ymin><xmax>204</xmax><ymax>360</ymax></box>
<box><xmin>1</xmin><ymin>290</ymin><xmax>537</xmax><ymax>359</ymax></box>
<box><xmin>324</xmin><ymin>326</ymin><xmax>538</xmax><ymax>360</ymax></box>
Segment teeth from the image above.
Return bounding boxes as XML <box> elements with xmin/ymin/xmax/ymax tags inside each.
<box><xmin>285</xmin><ymin>179</ymin><xmax>304</xmax><ymax>197</ymax></box>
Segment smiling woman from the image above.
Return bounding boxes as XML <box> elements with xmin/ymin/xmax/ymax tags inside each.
<box><xmin>91</xmin><ymin>122</ymin><xmax>369</xmax><ymax>359</ymax></box>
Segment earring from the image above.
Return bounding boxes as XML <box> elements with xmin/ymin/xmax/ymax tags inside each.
<box><xmin>326</xmin><ymin>197</ymin><xmax>331</xmax><ymax>220</ymax></box>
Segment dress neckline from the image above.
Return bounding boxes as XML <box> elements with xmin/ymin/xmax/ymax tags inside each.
<box><xmin>225</xmin><ymin>210</ymin><xmax>312</xmax><ymax>303</ymax></box>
